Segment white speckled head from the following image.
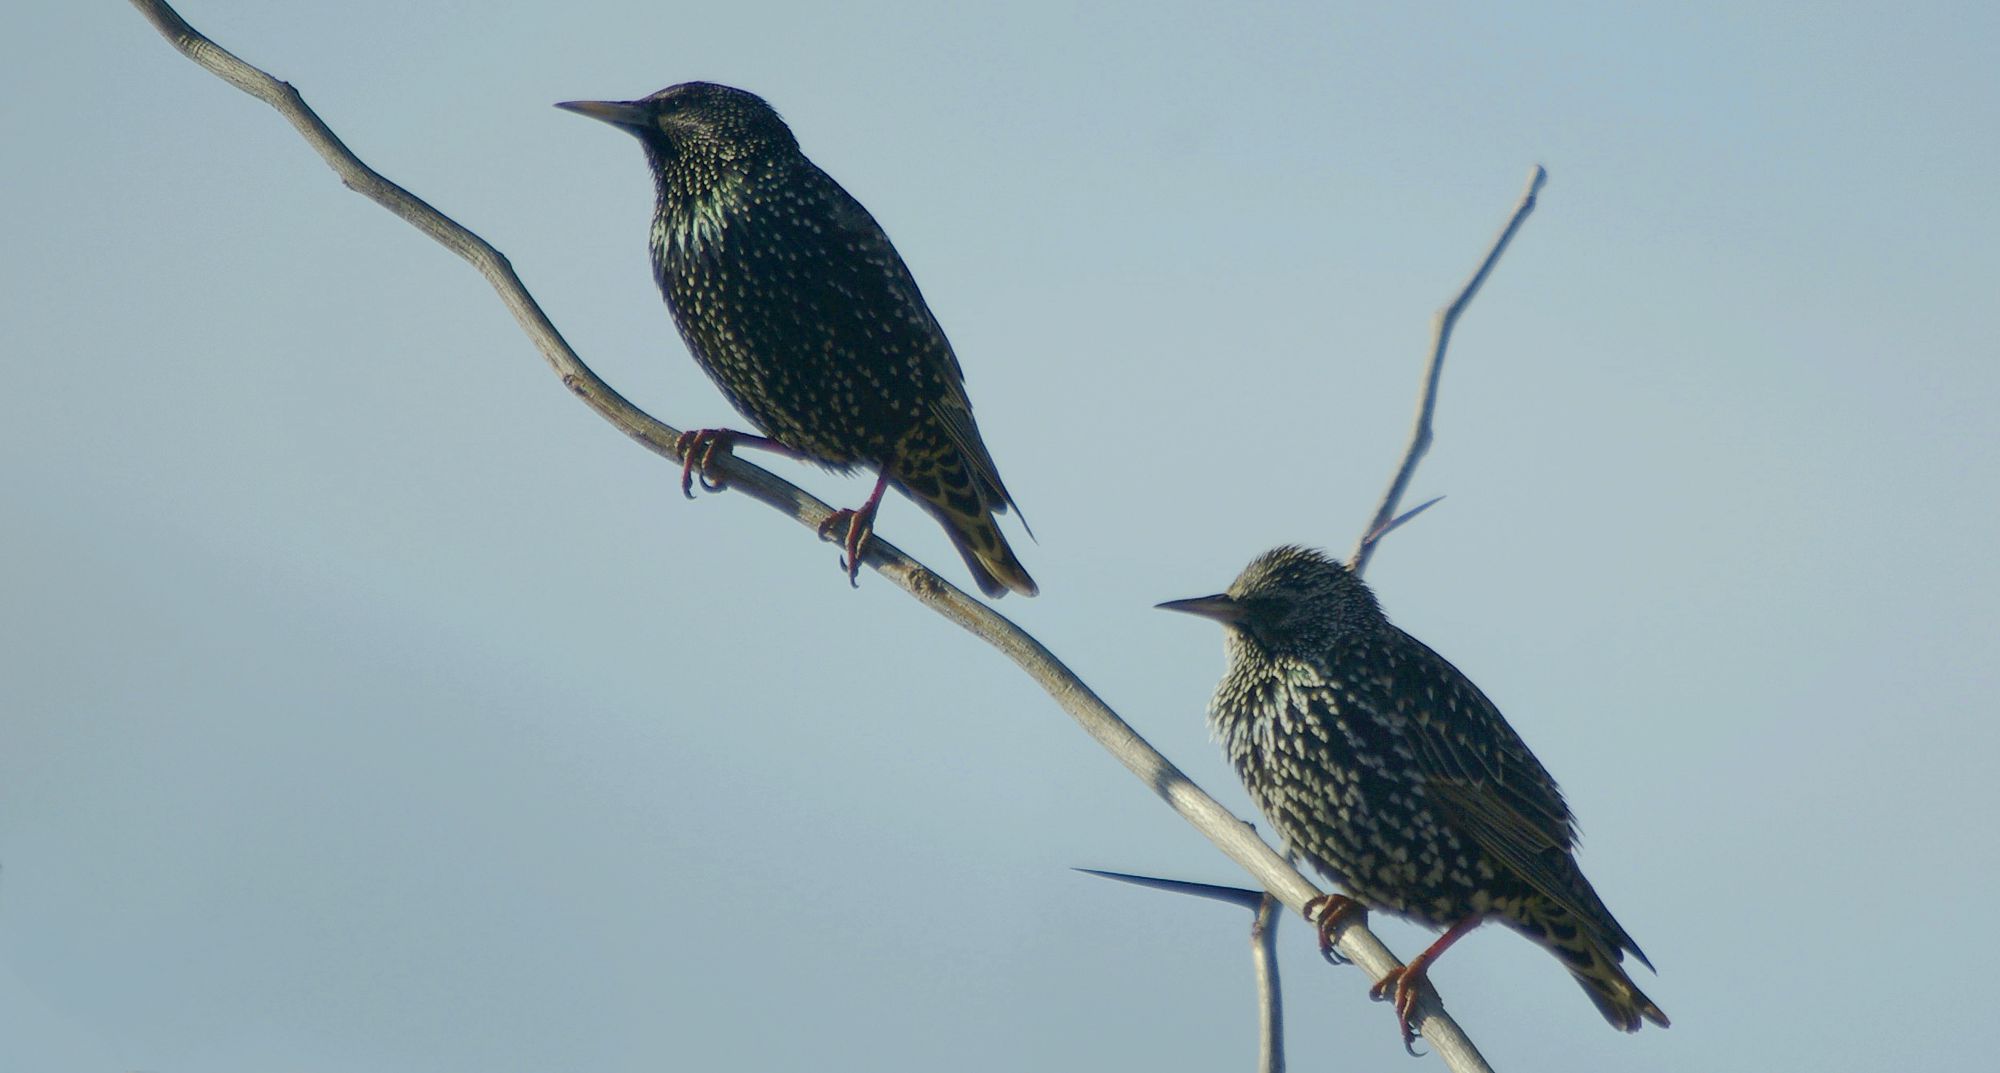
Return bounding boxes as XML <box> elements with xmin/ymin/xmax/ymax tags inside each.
<box><xmin>1160</xmin><ymin>545</ymin><xmax>1383</xmax><ymax>657</ymax></box>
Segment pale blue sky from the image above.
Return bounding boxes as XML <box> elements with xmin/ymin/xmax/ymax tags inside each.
<box><xmin>6</xmin><ymin>2</ymin><xmax>1997</xmax><ymax>1070</ymax></box>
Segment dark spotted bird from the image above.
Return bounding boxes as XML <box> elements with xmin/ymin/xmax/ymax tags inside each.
<box><xmin>1160</xmin><ymin>546</ymin><xmax>1665</xmax><ymax>1045</ymax></box>
<box><xmin>557</xmin><ymin>83</ymin><xmax>1035</xmax><ymax>597</ymax></box>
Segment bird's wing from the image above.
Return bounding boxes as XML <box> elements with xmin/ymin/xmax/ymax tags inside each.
<box><xmin>819</xmin><ymin>171</ymin><xmax>1020</xmax><ymax>513</ymax></box>
<box><xmin>1379</xmin><ymin>632</ymin><xmax>1609</xmax><ymax>921</ymax></box>
<box><xmin>816</xmin><ymin>172</ymin><xmax>970</xmax><ymax>380</ymax></box>
<box><xmin>926</xmin><ymin>394</ymin><xmax>1023</xmax><ymax>517</ymax></box>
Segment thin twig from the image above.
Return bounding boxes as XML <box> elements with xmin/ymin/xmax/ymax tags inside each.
<box><xmin>1252</xmin><ymin>893</ymin><xmax>1286</xmax><ymax>1073</ymax></box>
<box><xmin>126</xmin><ymin>3</ymin><xmax>1494</xmax><ymax>1070</ymax></box>
<box><xmin>1351</xmin><ymin>165</ymin><xmax>1548</xmax><ymax>575</ymax></box>
<box><xmin>1361</xmin><ymin>494</ymin><xmax>1448</xmax><ymax>552</ymax></box>
<box><xmin>1078</xmin><ymin>871</ymin><xmax>1282</xmax><ymax>1073</ymax></box>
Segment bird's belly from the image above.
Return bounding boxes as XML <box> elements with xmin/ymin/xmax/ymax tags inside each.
<box><xmin>1242</xmin><ymin>754</ymin><xmax>1496</xmax><ymax>927</ymax></box>
<box><xmin>661</xmin><ymin>258</ymin><xmax>919</xmax><ymax>468</ymax></box>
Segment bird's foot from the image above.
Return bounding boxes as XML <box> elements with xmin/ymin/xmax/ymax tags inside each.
<box><xmin>817</xmin><ymin>507</ymin><xmax>877</xmax><ymax>588</ymax></box>
<box><xmin>674</xmin><ymin>429</ymin><xmax>813</xmax><ymax>497</ymax></box>
<box><xmin>1369</xmin><ymin>965</ymin><xmax>1429</xmax><ymax>1055</ymax></box>
<box><xmin>675</xmin><ymin>428</ymin><xmax>739</xmax><ymax>498</ymax></box>
<box><xmin>1305</xmin><ymin>893</ymin><xmax>1365</xmax><ymax>965</ymax></box>
<box><xmin>817</xmin><ymin>472</ymin><xmax>890</xmax><ymax>588</ymax></box>
<box><xmin>1367</xmin><ymin>913</ymin><xmax>1480</xmax><ymax>1054</ymax></box>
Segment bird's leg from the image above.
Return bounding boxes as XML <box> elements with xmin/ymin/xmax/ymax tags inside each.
<box><xmin>673</xmin><ymin>428</ymin><xmax>801</xmax><ymax>498</ymax></box>
<box><xmin>817</xmin><ymin>471</ymin><xmax>891</xmax><ymax>588</ymax></box>
<box><xmin>1370</xmin><ymin>914</ymin><xmax>1483</xmax><ymax>1054</ymax></box>
<box><xmin>1304</xmin><ymin>893</ymin><xmax>1366</xmax><ymax>965</ymax></box>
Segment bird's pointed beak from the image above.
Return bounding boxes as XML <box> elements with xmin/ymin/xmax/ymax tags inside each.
<box><xmin>556</xmin><ymin>99</ymin><xmax>652</xmax><ymax>134</ymax></box>
<box><xmin>1156</xmin><ymin>593</ymin><xmax>1247</xmax><ymax>624</ymax></box>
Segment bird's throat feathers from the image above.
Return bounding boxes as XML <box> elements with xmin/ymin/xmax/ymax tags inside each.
<box><xmin>649</xmin><ymin>165</ymin><xmax>750</xmax><ymax>261</ymax></box>
<box><xmin>1209</xmin><ymin>645</ymin><xmax>1332</xmax><ymax>746</ymax></box>
<box><xmin>1221</xmin><ymin>633</ymin><xmax>1331</xmax><ymax>697</ymax></box>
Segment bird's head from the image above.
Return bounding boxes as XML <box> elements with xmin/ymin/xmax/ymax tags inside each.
<box><xmin>1158</xmin><ymin>545</ymin><xmax>1383</xmax><ymax>657</ymax></box>
<box><xmin>558</xmin><ymin>81</ymin><xmax>798</xmax><ymax>162</ymax></box>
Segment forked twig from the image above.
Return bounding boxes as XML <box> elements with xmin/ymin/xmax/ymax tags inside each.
<box><xmin>1352</xmin><ymin>165</ymin><xmax>1548</xmax><ymax>575</ymax></box>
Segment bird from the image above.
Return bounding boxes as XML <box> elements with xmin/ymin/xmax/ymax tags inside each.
<box><xmin>557</xmin><ymin>82</ymin><xmax>1036</xmax><ymax>597</ymax></box>
<box><xmin>1159</xmin><ymin>545</ymin><xmax>1665</xmax><ymax>1046</ymax></box>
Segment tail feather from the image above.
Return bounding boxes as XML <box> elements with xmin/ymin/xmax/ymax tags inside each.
<box><xmin>937</xmin><ymin>508</ymin><xmax>1037</xmax><ymax>598</ymax></box>
<box><xmin>1550</xmin><ymin>931</ymin><xmax>1669</xmax><ymax>1031</ymax></box>
<box><xmin>1515</xmin><ymin>902</ymin><xmax>1668</xmax><ymax>1031</ymax></box>
<box><xmin>889</xmin><ymin>452</ymin><xmax>1036</xmax><ymax>598</ymax></box>
<box><xmin>1570</xmin><ymin>948</ymin><xmax>1670</xmax><ymax>1031</ymax></box>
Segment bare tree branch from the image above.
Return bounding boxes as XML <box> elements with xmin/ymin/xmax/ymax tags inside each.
<box><xmin>1078</xmin><ymin>872</ymin><xmax>1284</xmax><ymax>1073</ymax></box>
<box><xmin>1251</xmin><ymin>893</ymin><xmax>1286</xmax><ymax>1073</ymax></box>
<box><xmin>126</xmin><ymin>2</ymin><xmax>1494</xmax><ymax>1069</ymax></box>
<box><xmin>1361</xmin><ymin>494</ymin><xmax>1448</xmax><ymax>551</ymax></box>
<box><xmin>1352</xmin><ymin>165</ymin><xmax>1549</xmax><ymax>575</ymax></box>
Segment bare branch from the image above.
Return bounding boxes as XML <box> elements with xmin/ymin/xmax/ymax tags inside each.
<box><xmin>1252</xmin><ymin>894</ymin><xmax>1286</xmax><ymax>1073</ymax></box>
<box><xmin>1361</xmin><ymin>494</ymin><xmax>1448</xmax><ymax>552</ymax></box>
<box><xmin>127</xmin><ymin>2</ymin><xmax>1494</xmax><ymax>1069</ymax></box>
<box><xmin>1351</xmin><ymin>165</ymin><xmax>1548</xmax><ymax>576</ymax></box>
<box><xmin>1079</xmin><ymin>871</ymin><xmax>1284</xmax><ymax>1073</ymax></box>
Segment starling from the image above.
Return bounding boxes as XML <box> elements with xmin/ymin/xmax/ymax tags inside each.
<box><xmin>1160</xmin><ymin>546</ymin><xmax>1666</xmax><ymax>1045</ymax></box>
<box><xmin>557</xmin><ymin>83</ymin><xmax>1036</xmax><ymax>597</ymax></box>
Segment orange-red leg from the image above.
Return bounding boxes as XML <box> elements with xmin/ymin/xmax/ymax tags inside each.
<box><xmin>1304</xmin><ymin>893</ymin><xmax>1366</xmax><ymax>965</ymax></box>
<box><xmin>673</xmin><ymin>428</ymin><xmax>800</xmax><ymax>498</ymax></box>
<box><xmin>1371</xmin><ymin>914</ymin><xmax>1484</xmax><ymax>1053</ymax></box>
<box><xmin>816</xmin><ymin>471</ymin><xmax>891</xmax><ymax>587</ymax></box>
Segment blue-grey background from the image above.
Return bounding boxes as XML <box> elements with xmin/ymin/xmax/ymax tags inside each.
<box><xmin>6</xmin><ymin>2</ymin><xmax>1996</xmax><ymax>1070</ymax></box>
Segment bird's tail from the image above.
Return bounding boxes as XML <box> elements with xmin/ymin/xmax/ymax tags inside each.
<box><xmin>1514</xmin><ymin>903</ymin><xmax>1669</xmax><ymax>1031</ymax></box>
<box><xmin>925</xmin><ymin>496</ymin><xmax>1037</xmax><ymax>599</ymax></box>
<box><xmin>1564</xmin><ymin>934</ymin><xmax>1669</xmax><ymax>1031</ymax></box>
<box><xmin>891</xmin><ymin>455</ymin><xmax>1036</xmax><ymax>599</ymax></box>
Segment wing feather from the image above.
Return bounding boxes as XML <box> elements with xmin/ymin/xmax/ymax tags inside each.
<box><xmin>1376</xmin><ymin>632</ymin><xmax>1616</xmax><ymax>929</ymax></box>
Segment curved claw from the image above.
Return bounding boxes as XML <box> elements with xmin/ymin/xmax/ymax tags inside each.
<box><xmin>1304</xmin><ymin>894</ymin><xmax>1364</xmax><ymax>966</ymax></box>
<box><xmin>1367</xmin><ymin>913</ymin><xmax>1479</xmax><ymax>1053</ymax></box>
<box><xmin>818</xmin><ymin>508</ymin><xmax>874</xmax><ymax>588</ymax></box>
<box><xmin>675</xmin><ymin>429</ymin><xmax>737</xmax><ymax>498</ymax></box>
<box><xmin>1367</xmin><ymin>967</ymin><xmax>1430</xmax><ymax>1055</ymax></box>
<box><xmin>814</xmin><ymin>472</ymin><xmax>889</xmax><ymax>590</ymax></box>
